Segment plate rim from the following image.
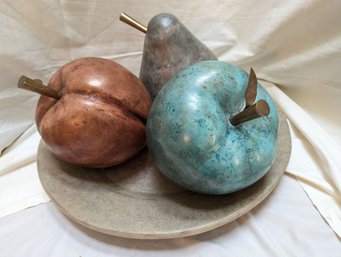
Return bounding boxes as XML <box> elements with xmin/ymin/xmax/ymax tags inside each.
<box><xmin>37</xmin><ymin>111</ymin><xmax>291</xmax><ymax>239</ymax></box>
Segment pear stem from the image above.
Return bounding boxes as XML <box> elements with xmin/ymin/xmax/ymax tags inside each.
<box><xmin>230</xmin><ymin>100</ymin><xmax>270</xmax><ymax>126</ymax></box>
<box><xmin>119</xmin><ymin>13</ymin><xmax>147</xmax><ymax>33</ymax></box>
<box><xmin>18</xmin><ymin>75</ymin><xmax>62</xmax><ymax>100</ymax></box>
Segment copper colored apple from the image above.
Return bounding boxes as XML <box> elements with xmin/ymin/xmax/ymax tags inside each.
<box><xmin>19</xmin><ymin>57</ymin><xmax>152</xmax><ymax>168</ymax></box>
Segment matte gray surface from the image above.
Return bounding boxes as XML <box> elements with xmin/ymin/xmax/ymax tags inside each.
<box><xmin>37</xmin><ymin>110</ymin><xmax>291</xmax><ymax>239</ymax></box>
<box><xmin>140</xmin><ymin>13</ymin><xmax>216</xmax><ymax>99</ymax></box>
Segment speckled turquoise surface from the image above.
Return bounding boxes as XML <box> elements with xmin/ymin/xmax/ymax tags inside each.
<box><xmin>146</xmin><ymin>61</ymin><xmax>279</xmax><ymax>195</ymax></box>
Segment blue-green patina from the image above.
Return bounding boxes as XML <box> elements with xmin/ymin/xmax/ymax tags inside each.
<box><xmin>146</xmin><ymin>61</ymin><xmax>279</xmax><ymax>194</ymax></box>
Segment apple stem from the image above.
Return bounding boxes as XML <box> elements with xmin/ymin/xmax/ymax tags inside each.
<box><xmin>230</xmin><ymin>100</ymin><xmax>270</xmax><ymax>126</ymax></box>
<box><xmin>119</xmin><ymin>13</ymin><xmax>148</xmax><ymax>33</ymax></box>
<box><xmin>18</xmin><ymin>75</ymin><xmax>62</xmax><ymax>100</ymax></box>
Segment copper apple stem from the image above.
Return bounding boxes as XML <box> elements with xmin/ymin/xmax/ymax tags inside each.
<box><xmin>119</xmin><ymin>13</ymin><xmax>148</xmax><ymax>33</ymax></box>
<box><xmin>18</xmin><ymin>75</ymin><xmax>62</xmax><ymax>100</ymax></box>
<box><xmin>230</xmin><ymin>99</ymin><xmax>270</xmax><ymax>126</ymax></box>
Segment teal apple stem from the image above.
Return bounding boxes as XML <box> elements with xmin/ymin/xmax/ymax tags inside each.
<box><xmin>18</xmin><ymin>75</ymin><xmax>62</xmax><ymax>100</ymax></box>
<box><xmin>230</xmin><ymin>68</ymin><xmax>269</xmax><ymax>126</ymax></box>
<box><xmin>230</xmin><ymin>99</ymin><xmax>270</xmax><ymax>126</ymax></box>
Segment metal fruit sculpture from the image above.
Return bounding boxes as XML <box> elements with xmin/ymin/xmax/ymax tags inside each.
<box><xmin>18</xmin><ymin>57</ymin><xmax>151</xmax><ymax>168</ymax></box>
<box><xmin>146</xmin><ymin>61</ymin><xmax>279</xmax><ymax>194</ymax></box>
<box><xmin>120</xmin><ymin>13</ymin><xmax>216</xmax><ymax>100</ymax></box>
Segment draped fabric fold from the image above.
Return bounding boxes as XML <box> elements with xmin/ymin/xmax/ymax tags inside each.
<box><xmin>0</xmin><ymin>0</ymin><xmax>340</xmax><ymax>239</ymax></box>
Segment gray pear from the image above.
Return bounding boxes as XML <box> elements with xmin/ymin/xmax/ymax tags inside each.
<box><xmin>140</xmin><ymin>13</ymin><xmax>217</xmax><ymax>99</ymax></box>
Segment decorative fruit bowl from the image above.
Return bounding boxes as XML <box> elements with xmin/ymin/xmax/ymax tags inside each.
<box><xmin>37</xmin><ymin>109</ymin><xmax>291</xmax><ymax>239</ymax></box>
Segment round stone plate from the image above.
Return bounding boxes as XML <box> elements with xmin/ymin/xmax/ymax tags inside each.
<box><xmin>37</xmin><ymin>111</ymin><xmax>291</xmax><ymax>239</ymax></box>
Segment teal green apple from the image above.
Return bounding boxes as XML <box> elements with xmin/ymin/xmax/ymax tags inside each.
<box><xmin>146</xmin><ymin>60</ymin><xmax>279</xmax><ymax>194</ymax></box>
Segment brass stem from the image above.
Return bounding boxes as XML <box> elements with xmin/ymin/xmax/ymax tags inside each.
<box><xmin>230</xmin><ymin>100</ymin><xmax>270</xmax><ymax>126</ymax></box>
<box><xmin>18</xmin><ymin>76</ymin><xmax>62</xmax><ymax>100</ymax></box>
<box><xmin>245</xmin><ymin>67</ymin><xmax>257</xmax><ymax>108</ymax></box>
<box><xmin>119</xmin><ymin>13</ymin><xmax>147</xmax><ymax>33</ymax></box>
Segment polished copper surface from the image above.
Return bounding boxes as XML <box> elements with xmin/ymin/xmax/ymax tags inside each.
<box><xmin>34</xmin><ymin>57</ymin><xmax>152</xmax><ymax>168</ymax></box>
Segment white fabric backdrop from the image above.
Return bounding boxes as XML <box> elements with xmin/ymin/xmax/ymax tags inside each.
<box><xmin>1</xmin><ymin>175</ymin><xmax>340</xmax><ymax>257</ymax></box>
<box><xmin>0</xmin><ymin>0</ymin><xmax>340</xmax><ymax>253</ymax></box>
